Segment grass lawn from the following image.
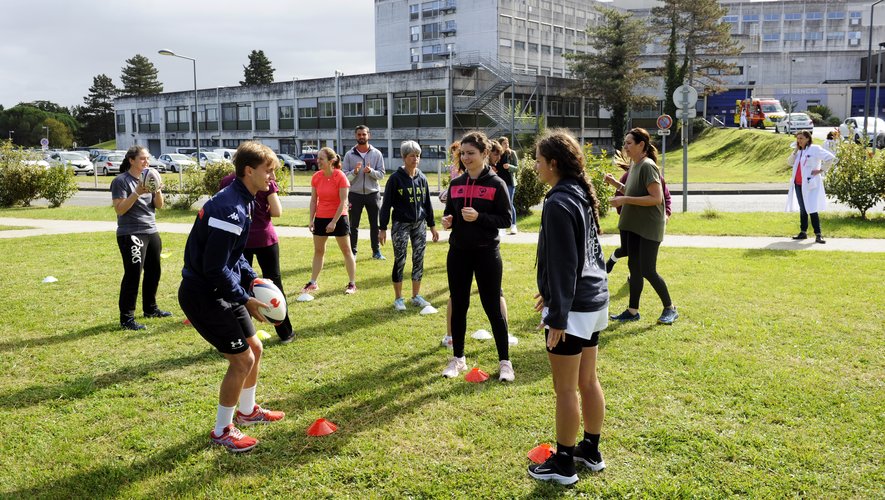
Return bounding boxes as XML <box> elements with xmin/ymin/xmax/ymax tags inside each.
<box><xmin>79</xmin><ymin>170</ymin><xmax>399</xmax><ymax>190</ymax></box>
<box><xmin>0</xmin><ymin>233</ymin><xmax>883</xmax><ymax>497</ymax></box>
<box><xmin>89</xmin><ymin>139</ymin><xmax>116</xmax><ymax>150</ymax></box>
<box><xmin>660</xmin><ymin>128</ymin><xmax>795</xmax><ymax>184</ymax></box>
<box><xmin>4</xmin><ymin>205</ymin><xmax>885</xmax><ymax>239</ymax></box>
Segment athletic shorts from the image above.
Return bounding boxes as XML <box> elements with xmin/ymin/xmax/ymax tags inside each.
<box><xmin>545</xmin><ymin>329</ymin><xmax>600</xmax><ymax>356</ymax></box>
<box><xmin>178</xmin><ymin>281</ymin><xmax>255</xmax><ymax>355</ymax></box>
<box><xmin>312</xmin><ymin>216</ymin><xmax>350</xmax><ymax>237</ymax></box>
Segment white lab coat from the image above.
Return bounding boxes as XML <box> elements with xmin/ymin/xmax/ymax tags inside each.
<box><xmin>785</xmin><ymin>144</ymin><xmax>835</xmax><ymax>214</ymax></box>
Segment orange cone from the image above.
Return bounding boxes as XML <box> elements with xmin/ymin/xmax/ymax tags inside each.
<box><xmin>465</xmin><ymin>367</ymin><xmax>489</xmax><ymax>383</ymax></box>
<box><xmin>527</xmin><ymin>443</ymin><xmax>555</xmax><ymax>464</ymax></box>
<box><xmin>307</xmin><ymin>418</ymin><xmax>338</xmax><ymax>436</ymax></box>
<box><xmin>183</xmin><ymin>318</ymin><xmax>191</xmax><ymax>326</ymax></box>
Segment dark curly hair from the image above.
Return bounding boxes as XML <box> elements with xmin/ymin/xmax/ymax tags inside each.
<box><xmin>535</xmin><ymin>128</ymin><xmax>601</xmax><ymax>230</ymax></box>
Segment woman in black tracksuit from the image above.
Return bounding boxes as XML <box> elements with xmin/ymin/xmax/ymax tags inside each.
<box><xmin>440</xmin><ymin>131</ymin><xmax>515</xmax><ymax>382</ymax></box>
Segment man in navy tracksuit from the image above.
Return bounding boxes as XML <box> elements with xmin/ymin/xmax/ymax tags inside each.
<box><xmin>178</xmin><ymin>141</ymin><xmax>285</xmax><ymax>453</ymax></box>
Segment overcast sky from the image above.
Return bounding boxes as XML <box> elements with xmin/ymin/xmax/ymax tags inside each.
<box><xmin>0</xmin><ymin>0</ymin><xmax>376</xmax><ymax>109</ymax></box>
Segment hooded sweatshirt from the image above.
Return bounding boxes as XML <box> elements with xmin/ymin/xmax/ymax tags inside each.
<box><xmin>444</xmin><ymin>166</ymin><xmax>512</xmax><ymax>249</ymax></box>
<box><xmin>379</xmin><ymin>166</ymin><xmax>436</xmax><ymax>229</ymax></box>
<box><xmin>536</xmin><ymin>178</ymin><xmax>608</xmax><ymax>330</ymax></box>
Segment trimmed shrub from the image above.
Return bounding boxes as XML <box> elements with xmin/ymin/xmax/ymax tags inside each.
<box><xmin>168</xmin><ymin>167</ymin><xmax>205</xmax><ymax>210</ymax></box>
<box><xmin>583</xmin><ymin>145</ymin><xmax>616</xmax><ymax>218</ymax></box>
<box><xmin>41</xmin><ymin>165</ymin><xmax>78</xmax><ymax>208</ymax></box>
<box><xmin>806</xmin><ymin>111</ymin><xmax>824</xmax><ymax>126</ymax></box>
<box><xmin>825</xmin><ymin>142</ymin><xmax>885</xmax><ymax>219</ymax></box>
<box><xmin>826</xmin><ymin>116</ymin><xmax>842</xmax><ymax>127</ymax></box>
<box><xmin>203</xmin><ymin>161</ymin><xmax>235</xmax><ymax>195</ymax></box>
<box><xmin>807</xmin><ymin>105</ymin><xmax>833</xmax><ymax>120</ymax></box>
<box><xmin>513</xmin><ymin>156</ymin><xmax>547</xmax><ymax>216</ymax></box>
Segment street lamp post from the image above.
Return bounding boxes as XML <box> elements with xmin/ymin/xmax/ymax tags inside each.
<box><xmin>788</xmin><ymin>58</ymin><xmax>803</xmax><ymax>133</ymax></box>
<box><xmin>874</xmin><ymin>42</ymin><xmax>885</xmax><ymax>153</ymax></box>
<box><xmin>864</xmin><ymin>0</ymin><xmax>884</xmax><ymax>138</ymax></box>
<box><xmin>159</xmin><ymin>49</ymin><xmax>199</xmax><ymax>187</ymax></box>
<box><xmin>334</xmin><ymin>70</ymin><xmax>344</xmax><ymax>154</ymax></box>
<box><xmin>42</xmin><ymin>125</ymin><xmax>49</xmax><ymax>146</ymax></box>
<box><xmin>7</xmin><ymin>131</ymin><xmax>13</xmax><ymax>142</ymax></box>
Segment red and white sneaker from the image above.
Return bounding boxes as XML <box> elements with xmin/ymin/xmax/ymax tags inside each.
<box><xmin>301</xmin><ymin>281</ymin><xmax>319</xmax><ymax>294</ymax></box>
<box><xmin>235</xmin><ymin>404</ymin><xmax>285</xmax><ymax>426</ymax></box>
<box><xmin>210</xmin><ymin>424</ymin><xmax>258</xmax><ymax>453</ymax></box>
<box><xmin>344</xmin><ymin>282</ymin><xmax>357</xmax><ymax>295</ymax></box>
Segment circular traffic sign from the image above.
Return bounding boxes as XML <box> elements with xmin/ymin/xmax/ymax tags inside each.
<box><xmin>657</xmin><ymin>114</ymin><xmax>673</xmax><ymax>129</ymax></box>
<box><xmin>673</xmin><ymin>85</ymin><xmax>699</xmax><ymax>109</ymax></box>
<box><xmin>40</xmin><ymin>138</ymin><xmax>49</xmax><ymax>147</ymax></box>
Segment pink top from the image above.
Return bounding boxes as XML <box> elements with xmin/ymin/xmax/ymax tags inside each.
<box><xmin>311</xmin><ymin>169</ymin><xmax>350</xmax><ymax>218</ymax></box>
<box><xmin>219</xmin><ymin>173</ymin><xmax>280</xmax><ymax>248</ymax></box>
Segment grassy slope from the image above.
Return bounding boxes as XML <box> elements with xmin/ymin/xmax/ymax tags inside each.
<box><xmin>661</xmin><ymin>128</ymin><xmax>795</xmax><ymax>183</ymax></box>
<box><xmin>0</xmin><ymin>234</ymin><xmax>882</xmax><ymax>497</ymax></box>
<box><xmin>89</xmin><ymin>139</ymin><xmax>116</xmax><ymax>149</ymax></box>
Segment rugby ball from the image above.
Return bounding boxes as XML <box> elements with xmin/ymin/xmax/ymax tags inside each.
<box><xmin>251</xmin><ymin>278</ymin><xmax>287</xmax><ymax>325</ymax></box>
<box><xmin>140</xmin><ymin>167</ymin><xmax>162</xmax><ymax>193</ymax></box>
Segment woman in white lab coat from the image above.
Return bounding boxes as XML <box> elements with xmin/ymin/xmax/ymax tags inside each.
<box><xmin>785</xmin><ymin>130</ymin><xmax>836</xmax><ymax>244</ymax></box>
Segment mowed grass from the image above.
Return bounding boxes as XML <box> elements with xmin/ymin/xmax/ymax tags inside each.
<box><xmin>661</xmin><ymin>128</ymin><xmax>795</xmax><ymax>183</ymax></box>
<box><xmin>4</xmin><ymin>205</ymin><xmax>885</xmax><ymax>239</ymax></box>
<box><xmin>79</xmin><ymin>169</ymin><xmax>402</xmax><ymax>190</ymax></box>
<box><xmin>0</xmin><ymin>233</ymin><xmax>883</xmax><ymax>497</ymax></box>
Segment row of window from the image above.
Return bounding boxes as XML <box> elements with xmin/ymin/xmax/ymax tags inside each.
<box><xmin>501</xmin><ymin>0</ymin><xmax>592</xmax><ymax>21</ymax></box>
<box><xmin>767</xmin><ymin>31</ymin><xmax>862</xmax><ymax>42</ymax></box>
<box><xmin>409</xmin><ymin>0</ymin><xmax>456</xmax><ymax>21</ymax></box>
<box><xmin>724</xmin><ymin>11</ymin><xmax>862</xmax><ymax>23</ymax></box>
<box><xmin>500</xmin><ymin>38</ymin><xmax>583</xmax><ymax>57</ymax></box>
<box><xmin>410</xmin><ymin>44</ymin><xmax>455</xmax><ymax>63</ymax></box>
<box><xmin>411</xmin><ymin>20</ymin><xmax>456</xmax><ymax>42</ymax></box>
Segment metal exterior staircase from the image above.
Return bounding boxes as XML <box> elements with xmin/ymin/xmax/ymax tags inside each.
<box><xmin>453</xmin><ymin>52</ymin><xmax>535</xmax><ymax>136</ymax></box>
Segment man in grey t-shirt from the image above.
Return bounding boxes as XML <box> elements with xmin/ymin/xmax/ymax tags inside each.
<box><xmin>342</xmin><ymin>125</ymin><xmax>386</xmax><ymax>259</ymax></box>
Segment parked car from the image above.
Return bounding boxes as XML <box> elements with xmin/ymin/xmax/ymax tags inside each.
<box><xmin>212</xmin><ymin>148</ymin><xmax>238</xmax><ymax>161</ymax></box>
<box><xmin>46</xmin><ymin>151</ymin><xmax>94</xmax><ymax>175</ymax></box>
<box><xmin>277</xmin><ymin>154</ymin><xmax>307</xmax><ymax>171</ymax></box>
<box><xmin>147</xmin><ymin>154</ymin><xmax>166</xmax><ymax>172</ymax></box>
<box><xmin>158</xmin><ymin>153</ymin><xmax>198</xmax><ymax>173</ymax></box>
<box><xmin>298</xmin><ymin>152</ymin><xmax>319</xmax><ymax>171</ymax></box>
<box><xmin>839</xmin><ymin>117</ymin><xmax>885</xmax><ymax>148</ymax></box>
<box><xmin>93</xmin><ymin>153</ymin><xmax>125</xmax><ymax>176</ymax></box>
<box><xmin>774</xmin><ymin>113</ymin><xmax>814</xmax><ymax>134</ymax></box>
<box><xmin>191</xmin><ymin>151</ymin><xmax>228</xmax><ymax>167</ymax></box>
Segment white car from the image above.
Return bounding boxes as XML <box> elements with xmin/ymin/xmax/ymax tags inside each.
<box><xmin>47</xmin><ymin>151</ymin><xmax>94</xmax><ymax>175</ymax></box>
<box><xmin>93</xmin><ymin>153</ymin><xmax>125</xmax><ymax>176</ymax></box>
<box><xmin>775</xmin><ymin>113</ymin><xmax>814</xmax><ymax>134</ymax></box>
<box><xmin>159</xmin><ymin>153</ymin><xmax>198</xmax><ymax>173</ymax></box>
<box><xmin>839</xmin><ymin>117</ymin><xmax>885</xmax><ymax>149</ymax></box>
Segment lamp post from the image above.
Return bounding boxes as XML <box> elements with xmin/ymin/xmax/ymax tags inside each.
<box><xmin>788</xmin><ymin>57</ymin><xmax>803</xmax><ymax>132</ymax></box>
<box><xmin>864</xmin><ymin>0</ymin><xmax>884</xmax><ymax>139</ymax></box>
<box><xmin>7</xmin><ymin>131</ymin><xmax>12</xmax><ymax>142</ymax></box>
<box><xmin>42</xmin><ymin>126</ymin><xmax>49</xmax><ymax>147</ymax></box>
<box><xmin>334</xmin><ymin>70</ymin><xmax>344</xmax><ymax>154</ymax></box>
<box><xmin>874</xmin><ymin>42</ymin><xmax>885</xmax><ymax>153</ymax></box>
<box><xmin>159</xmin><ymin>49</ymin><xmax>199</xmax><ymax>186</ymax></box>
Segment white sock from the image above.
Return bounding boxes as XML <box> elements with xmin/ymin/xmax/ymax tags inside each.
<box><xmin>214</xmin><ymin>404</ymin><xmax>236</xmax><ymax>436</ymax></box>
<box><xmin>239</xmin><ymin>386</ymin><xmax>257</xmax><ymax>414</ymax></box>
<box><xmin>609</xmin><ymin>254</ymin><xmax>619</xmax><ymax>262</ymax></box>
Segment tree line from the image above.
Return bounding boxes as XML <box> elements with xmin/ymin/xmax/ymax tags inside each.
<box><xmin>1</xmin><ymin>50</ymin><xmax>275</xmax><ymax>149</ymax></box>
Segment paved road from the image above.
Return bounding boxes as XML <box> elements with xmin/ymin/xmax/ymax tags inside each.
<box><xmin>2</xmin><ymin>217</ymin><xmax>884</xmax><ymax>253</ymax></box>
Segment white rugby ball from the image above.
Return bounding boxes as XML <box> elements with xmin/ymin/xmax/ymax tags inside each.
<box><xmin>140</xmin><ymin>167</ymin><xmax>162</xmax><ymax>193</ymax></box>
<box><xmin>251</xmin><ymin>278</ymin><xmax>287</xmax><ymax>325</ymax></box>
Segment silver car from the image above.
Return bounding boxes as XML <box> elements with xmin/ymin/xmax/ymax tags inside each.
<box><xmin>159</xmin><ymin>153</ymin><xmax>198</xmax><ymax>173</ymax></box>
<box><xmin>93</xmin><ymin>154</ymin><xmax>125</xmax><ymax>176</ymax></box>
<box><xmin>775</xmin><ymin>113</ymin><xmax>814</xmax><ymax>134</ymax></box>
<box><xmin>47</xmin><ymin>151</ymin><xmax>94</xmax><ymax>175</ymax></box>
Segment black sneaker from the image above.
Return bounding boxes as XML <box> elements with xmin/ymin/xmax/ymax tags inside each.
<box><xmin>791</xmin><ymin>232</ymin><xmax>808</xmax><ymax>240</ymax></box>
<box><xmin>279</xmin><ymin>330</ymin><xmax>295</xmax><ymax>344</ymax></box>
<box><xmin>573</xmin><ymin>442</ymin><xmax>606</xmax><ymax>472</ymax></box>
<box><xmin>121</xmin><ymin>318</ymin><xmax>146</xmax><ymax>331</ymax></box>
<box><xmin>144</xmin><ymin>308</ymin><xmax>172</xmax><ymax>318</ymax></box>
<box><xmin>815</xmin><ymin>234</ymin><xmax>826</xmax><ymax>244</ymax></box>
<box><xmin>610</xmin><ymin>309</ymin><xmax>640</xmax><ymax>322</ymax></box>
<box><xmin>528</xmin><ymin>454</ymin><xmax>579</xmax><ymax>485</ymax></box>
<box><xmin>605</xmin><ymin>258</ymin><xmax>616</xmax><ymax>274</ymax></box>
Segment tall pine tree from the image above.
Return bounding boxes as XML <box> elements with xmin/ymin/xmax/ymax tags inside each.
<box><xmin>568</xmin><ymin>7</ymin><xmax>655</xmax><ymax>151</ymax></box>
<box><xmin>78</xmin><ymin>74</ymin><xmax>118</xmax><ymax>146</ymax></box>
<box><xmin>240</xmin><ymin>50</ymin><xmax>275</xmax><ymax>86</ymax></box>
<box><xmin>120</xmin><ymin>54</ymin><xmax>163</xmax><ymax>96</ymax></box>
<box><xmin>651</xmin><ymin>0</ymin><xmax>741</xmax><ymax>120</ymax></box>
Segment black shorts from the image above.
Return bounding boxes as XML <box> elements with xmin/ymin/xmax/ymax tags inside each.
<box><xmin>312</xmin><ymin>216</ymin><xmax>350</xmax><ymax>237</ymax></box>
<box><xmin>178</xmin><ymin>281</ymin><xmax>255</xmax><ymax>354</ymax></box>
<box><xmin>545</xmin><ymin>329</ymin><xmax>600</xmax><ymax>356</ymax></box>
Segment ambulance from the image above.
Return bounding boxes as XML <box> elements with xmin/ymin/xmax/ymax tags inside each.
<box><xmin>734</xmin><ymin>98</ymin><xmax>786</xmax><ymax>129</ymax></box>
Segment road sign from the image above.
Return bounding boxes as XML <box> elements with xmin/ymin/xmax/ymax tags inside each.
<box><xmin>657</xmin><ymin>129</ymin><xmax>671</xmax><ymax>136</ymax></box>
<box><xmin>40</xmin><ymin>138</ymin><xmax>49</xmax><ymax>147</ymax></box>
<box><xmin>673</xmin><ymin>85</ymin><xmax>699</xmax><ymax>109</ymax></box>
<box><xmin>656</xmin><ymin>114</ymin><xmax>673</xmax><ymax>129</ymax></box>
<box><xmin>675</xmin><ymin>108</ymin><xmax>697</xmax><ymax>120</ymax></box>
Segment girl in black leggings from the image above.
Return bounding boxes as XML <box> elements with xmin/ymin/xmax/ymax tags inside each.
<box><xmin>609</xmin><ymin>128</ymin><xmax>678</xmax><ymax>325</ymax></box>
<box><xmin>440</xmin><ymin>131</ymin><xmax>515</xmax><ymax>381</ymax></box>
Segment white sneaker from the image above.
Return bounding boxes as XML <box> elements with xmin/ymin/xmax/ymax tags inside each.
<box><xmin>442</xmin><ymin>356</ymin><xmax>467</xmax><ymax>378</ymax></box>
<box><xmin>393</xmin><ymin>297</ymin><xmax>406</xmax><ymax>311</ymax></box>
<box><xmin>510</xmin><ymin>224</ymin><xmax>518</xmax><ymax>235</ymax></box>
<box><xmin>441</xmin><ymin>335</ymin><xmax>453</xmax><ymax>348</ymax></box>
<box><xmin>411</xmin><ymin>295</ymin><xmax>431</xmax><ymax>308</ymax></box>
<box><xmin>499</xmin><ymin>360</ymin><xmax>515</xmax><ymax>382</ymax></box>
<box><xmin>508</xmin><ymin>334</ymin><xmax>519</xmax><ymax>346</ymax></box>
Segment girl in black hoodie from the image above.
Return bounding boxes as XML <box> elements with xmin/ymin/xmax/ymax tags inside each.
<box><xmin>528</xmin><ymin>130</ymin><xmax>609</xmax><ymax>485</ymax></box>
<box><xmin>440</xmin><ymin>131</ymin><xmax>515</xmax><ymax>381</ymax></box>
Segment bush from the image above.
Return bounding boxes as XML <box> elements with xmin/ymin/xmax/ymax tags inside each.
<box><xmin>41</xmin><ymin>165</ymin><xmax>78</xmax><ymax>208</ymax></box>
<box><xmin>806</xmin><ymin>111</ymin><xmax>824</xmax><ymax>126</ymax></box>
<box><xmin>513</xmin><ymin>156</ymin><xmax>547</xmax><ymax>217</ymax></box>
<box><xmin>583</xmin><ymin>145</ymin><xmax>616</xmax><ymax>218</ymax></box>
<box><xmin>168</xmin><ymin>167</ymin><xmax>205</xmax><ymax>210</ymax></box>
<box><xmin>807</xmin><ymin>105</ymin><xmax>833</xmax><ymax>120</ymax></box>
<box><xmin>203</xmin><ymin>161</ymin><xmax>235</xmax><ymax>195</ymax></box>
<box><xmin>826</xmin><ymin>116</ymin><xmax>842</xmax><ymax>127</ymax></box>
<box><xmin>825</xmin><ymin>142</ymin><xmax>885</xmax><ymax>219</ymax></box>
<box><xmin>0</xmin><ymin>162</ymin><xmax>43</xmax><ymax>207</ymax></box>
